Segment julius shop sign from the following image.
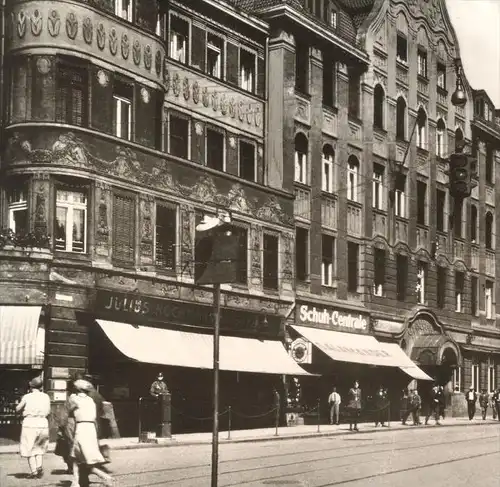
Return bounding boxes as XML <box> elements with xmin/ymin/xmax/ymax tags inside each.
<box><xmin>297</xmin><ymin>304</ymin><xmax>369</xmax><ymax>333</ymax></box>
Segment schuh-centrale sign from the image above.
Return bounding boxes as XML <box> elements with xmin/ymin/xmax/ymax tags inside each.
<box><xmin>297</xmin><ymin>305</ymin><xmax>368</xmax><ymax>332</ymax></box>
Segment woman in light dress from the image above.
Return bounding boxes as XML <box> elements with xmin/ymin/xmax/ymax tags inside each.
<box><xmin>68</xmin><ymin>379</ymin><xmax>113</xmax><ymax>487</ymax></box>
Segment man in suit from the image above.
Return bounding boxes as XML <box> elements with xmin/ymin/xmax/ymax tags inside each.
<box><xmin>466</xmin><ymin>386</ymin><xmax>478</xmax><ymax>420</ymax></box>
<box><xmin>328</xmin><ymin>387</ymin><xmax>341</xmax><ymax>425</ymax></box>
<box><xmin>374</xmin><ymin>386</ymin><xmax>389</xmax><ymax>427</ymax></box>
<box><xmin>425</xmin><ymin>385</ymin><xmax>441</xmax><ymax>425</ymax></box>
<box><xmin>410</xmin><ymin>389</ymin><xmax>422</xmax><ymax>426</ymax></box>
<box><xmin>491</xmin><ymin>388</ymin><xmax>499</xmax><ymax>420</ymax></box>
<box><xmin>479</xmin><ymin>389</ymin><xmax>489</xmax><ymax>420</ymax></box>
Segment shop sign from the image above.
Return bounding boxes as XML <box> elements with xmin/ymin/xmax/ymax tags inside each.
<box><xmin>95</xmin><ymin>290</ymin><xmax>281</xmax><ymax>336</ymax></box>
<box><xmin>297</xmin><ymin>304</ymin><xmax>369</xmax><ymax>332</ymax></box>
<box><xmin>373</xmin><ymin>319</ymin><xmax>405</xmax><ymax>335</ymax></box>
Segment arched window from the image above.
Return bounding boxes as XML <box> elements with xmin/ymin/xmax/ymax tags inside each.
<box><xmin>347</xmin><ymin>155</ymin><xmax>359</xmax><ymax>202</ymax></box>
<box><xmin>294</xmin><ymin>133</ymin><xmax>308</xmax><ymax>184</ymax></box>
<box><xmin>416</xmin><ymin>107</ymin><xmax>427</xmax><ymax>149</ymax></box>
<box><xmin>322</xmin><ymin>144</ymin><xmax>335</xmax><ymax>193</ymax></box>
<box><xmin>455</xmin><ymin>128</ymin><xmax>464</xmax><ymax>152</ymax></box>
<box><xmin>470</xmin><ymin>204</ymin><xmax>478</xmax><ymax>243</ymax></box>
<box><xmin>485</xmin><ymin>211</ymin><xmax>494</xmax><ymax>249</ymax></box>
<box><xmin>373</xmin><ymin>84</ymin><xmax>385</xmax><ymax>129</ymax></box>
<box><xmin>396</xmin><ymin>97</ymin><xmax>406</xmax><ymax>140</ymax></box>
<box><xmin>436</xmin><ymin>118</ymin><xmax>446</xmax><ymax>158</ymax></box>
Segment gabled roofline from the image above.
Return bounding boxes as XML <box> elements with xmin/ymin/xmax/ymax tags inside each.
<box><xmin>254</xmin><ymin>4</ymin><xmax>369</xmax><ymax>64</ymax></box>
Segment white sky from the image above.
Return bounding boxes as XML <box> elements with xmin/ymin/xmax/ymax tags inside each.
<box><xmin>446</xmin><ymin>0</ymin><xmax>500</xmax><ymax>106</ymax></box>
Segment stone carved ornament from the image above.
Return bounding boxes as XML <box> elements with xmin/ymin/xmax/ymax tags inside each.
<box><xmin>7</xmin><ymin>132</ymin><xmax>292</xmax><ymax>226</ymax></box>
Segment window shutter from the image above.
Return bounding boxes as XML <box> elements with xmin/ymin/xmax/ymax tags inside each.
<box><xmin>226</xmin><ymin>42</ymin><xmax>239</xmax><ymax>86</ymax></box>
<box><xmin>191</xmin><ymin>25</ymin><xmax>206</xmax><ymax>71</ymax></box>
<box><xmin>113</xmin><ymin>193</ymin><xmax>136</xmax><ymax>264</ymax></box>
<box><xmin>191</xmin><ymin>119</ymin><xmax>205</xmax><ymax>164</ymax></box>
<box><xmin>90</xmin><ymin>66</ymin><xmax>113</xmax><ymax>134</ymax></box>
<box><xmin>257</xmin><ymin>56</ymin><xmax>265</xmax><ymax>97</ymax></box>
<box><xmin>135</xmin><ymin>84</ymin><xmax>157</xmax><ymax>148</ymax></box>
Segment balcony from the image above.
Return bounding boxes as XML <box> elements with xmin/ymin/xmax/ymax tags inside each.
<box><xmin>295</xmin><ymin>93</ymin><xmax>311</xmax><ymax>126</ymax></box>
<box><xmin>486</xmin><ymin>250</ymin><xmax>495</xmax><ymax>276</ymax></box>
<box><xmin>8</xmin><ymin>0</ymin><xmax>166</xmax><ymax>88</ymax></box>
<box><xmin>294</xmin><ymin>186</ymin><xmax>311</xmax><ymax>220</ymax></box>
<box><xmin>321</xmin><ymin>195</ymin><xmax>337</xmax><ymax>229</ymax></box>
<box><xmin>322</xmin><ymin>107</ymin><xmax>338</xmax><ymax>138</ymax></box>
<box><xmin>416</xmin><ymin>225</ymin><xmax>429</xmax><ymax>250</ymax></box>
<box><xmin>470</xmin><ymin>244</ymin><xmax>479</xmax><ymax>271</ymax></box>
<box><xmin>395</xmin><ymin>216</ymin><xmax>408</xmax><ymax>244</ymax></box>
<box><xmin>453</xmin><ymin>238</ymin><xmax>466</xmax><ymax>262</ymax></box>
<box><xmin>372</xmin><ymin>209</ymin><xmax>387</xmax><ymax>239</ymax></box>
<box><xmin>347</xmin><ymin>201</ymin><xmax>362</xmax><ymax>236</ymax></box>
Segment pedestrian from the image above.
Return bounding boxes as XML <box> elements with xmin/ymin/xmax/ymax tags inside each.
<box><xmin>374</xmin><ymin>386</ymin><xmax>389</xmax><ymax>427</ymax></box>
<box><xmin>424</xmin><ymin>385</ymin><xmax>441</xmax><ymax>425</ymax></box>
<box><xmin>479</xmin><ymin>389</ymin><xmax>489</xmax><ymax>420</ymax></box>
<box><xmin>347</xmin><ymin>380</ymin><xmax>362</xmax><ymax>432</ymax></box>
<box><xmin>15</xmin><ymin>376</ymin><xmax>51</xmax><ymax>479</ymax></box>
<box><xmin>69</xmin><ymin>379</ymin><xmax>113</xmax><ymax>487</ymax></box>
<box><xmin>400</xmin><ymin>389</ymin><xmax>409</xmax><ymax>424</ymax></box>
<box><xmin>150</xmin><ymin>372</ymin><xmax>169</xmax><ymax>398</ymax></box>
<box><xmin>436</xmin><ymin>385</ymin><xmax>445</xmax><ymax>420</ymax></box>
<box><xmin>410</xmin><ymin>389</ymin><xmax>422</xmax><ymax>426</ymax></box>
<box><xmin>327</xmin><ymin>387</ymin><xmax>341</xmax><ymax>425</ymax></box>
<box><xmin>492</xmin><ymin>388</ymin><xmax>500</xmax><ymax>421</ymax></box>
<box><xmin>490</xmin><ymin>389</ymin><xmax>497</xmax><ymax>420</ymax></box>
<box><xmin>466</xmin><ymin>386</ymin><xmax>477</xmax><ymax>420</ymax></box>
<box><xmin>54</xmin><ymin>379</ymin><xmax>78</xmax><ymax>474</ymax></box>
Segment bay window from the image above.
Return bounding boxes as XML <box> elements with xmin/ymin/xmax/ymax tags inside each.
<box><xmin>7</xmin><ymin>187</ymin><xmax>28</xmax><ymax>234</ymax></box>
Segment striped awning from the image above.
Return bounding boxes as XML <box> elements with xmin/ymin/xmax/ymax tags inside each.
<box><xmin>0</xmin><ymin>306</ymin><xmax>44</xmax><ymax>366</ymax></box>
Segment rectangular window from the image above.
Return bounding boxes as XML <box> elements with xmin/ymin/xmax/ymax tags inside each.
<box><xmin>295</xmin><ymin>43</ymin><xmax>309</xmax><ymax>94</ymax></box>
<box><xmin>330</xmin><ymin>10</ymin><xmax>338</xmax><ymax>29</ymax></box>
<box><xmin>486</xmin><ymin>145</ymin><xmax>494</xmax><ymax>184</ymax></box>
<box><xmin>113</xmin><ymin>80</ymin><xmax>132</xmax><ymax>140</ymax></box>
<box><xmin>396</xmin><ymin>254</ymin><xmax>408</xmax><ymax>302</ymax></box>
<box><xmin>206</xmin><ymin>128</ymin><xmax>224</xmax><ymax>171</ymax></box>
<box><xmin>295</xmin><ymin>148</ymin><xmax>307</xmax><ymax>184</ymax></box>
<box><xmin>453</xmin><ymin>366</ymin><xmax>462</xmax><ymax>393</ymax></box>
<box><xmin>417</xmin><ymin>261</ymin><xmax>427</xmax><ymax>305</ymax></box>
<box><xmin>322</xmin><ymin>154</ymin><xmax>334</xmax><ymax>193</ymax></box>
<box><xmin>239</xmin><ymin>141</ymin><xmax>256</xmax><ymax>182</ymax></box>
<box><xmin>437</xmin><ymin>266</ymin><xmax>447</xmax><ymax>309</ymax></box>
<box><xmin>436</xmin><ymin>189</ymin><xmax>446</xmax><ymax>232</ymax></box>
<box><xmin>55</xmin><ymin>63</ymin><xmax>87</xmax><ymax>126</ymax></box>
<box><xmin>394</xmin><ymin>174</ymin><xmax>406</xmax><ymax>218</ymax></box>
<box><xmin>347</xmin><ymin>241</ymin><xmax>359</xmax><ymax>293</ymax></box>
<box><xmin>485</xmin><ymin>280</ymin><xmax>494</xmax><ymax>319</ymax></box>
<box><xmin>155</xmin><ymin>203</ymin><xmax>177</xmax><ymax>270</ymax></box>
<box><xmin>169</xmin><ymin>15</ymin><xmax>189</xmax><ymax>63</ymax></box>
<box><xmin>168</xmin><ymin>112</ymin><xmax>189</xmax><ymax>159</ymax></box>
<box><xmin>347</xmin><ymin>161</ymin><xmax>358</xmax><ymax>202</ymax></box>
<box><xmin>437</xmin><ymin>63</ymin><xmax>447</xmax><ymax>90</ymax></box>
<box><xmin>234</xmin><ymin>227</ymin><xmax>248</xmax><ymax>285</ymax></box>
<box><xmin>396</xmin><ymin>34</ymin><xmax>408</xmax><ymax>63</ymax></box>
<box><xmin>321</xmin><ymin>234</ymin><xmax>335</xmax><ymax>287</ymax></box>
<box><xmin>240</xmin><ymin>49</ymin><xmax>255</xmax><ymax>92</ymax></box>
<box><xmin>115</xmin><ymin>0</ymin><xmax>132</xmax><ymax>21</ymax></box>
<box><xmin>455</xmin><ymin>271</ymin><xmax>465</xmax><ymax>313</ymax></box>
<box><xmin>373</xmin><ymin>248</ymin><xmax>385</xmax><ymax>297</ymax></box>
<box><xmin>372</xmin><ymin>165</ymin><xmax>384</xmax><ymax>210</ymax></box>
<box><xmin>348</xmin><ymin>70</ymin><xmax>360</xmax><ymax>118</ymax></box>
<box><xmin>417</xmin><ymin>180</ymin><xmax>427</xmax><ymax>225</ymax></box>
<box><xmin>55</xmin><ymin>189</ymin><xmax>87</xmax><ymax>253</ymax></box>
<box><xmin>488</xmin><ymin>360</ymin><xmax>496</xmax><ymax>393</ymax></box>
<box><xmin>296</xmin><ymin>227</ymin><xmax>308</xmax><ymax>282</ymax></box>
<box><xmin>206</xmin><ymin>33</ymin><xmax>224</xmax><ymax>79</ymax></box>
<box><xmin>417</xmin><ymin>49</ymin><xmax>428</xmax><ymax>78</ymax></box>
<box><xmin>322</xmin><ymin>56</ymin><xmax>335</xmax><ymax>107</ymax></box>
<box><xmin>113</xmin><ymin>193</ymin><xmax>136</xmax><ymax>264</ymax></box>
<box><xmin>471</xmin><ymin>276</ymin><xmax>478</xmax><ymax>316</ymax></box>
<box><xmin>7</xmin><ymin>187</ymin><xmax>28</xmax><ymax>234</ymax></box>
<box><xmin>263</xmin><ymin>234</ymin><xmax>279</xmax><ymax>290</ymax></box>
<box><xmin>453</xmin><ymin>198</ymin><xmax>464</xmax><ymax>239</ymax></box>
<box><xmin>472</xmin><ymin>362</ymin><xmax>480</xmax><ymax>391</ymax></box>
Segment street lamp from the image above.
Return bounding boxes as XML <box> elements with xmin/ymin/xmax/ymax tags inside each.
<box><xmin>451</xmin><ymin>59</ymin><xmax>467</xmax><ymax>108</ymax></box>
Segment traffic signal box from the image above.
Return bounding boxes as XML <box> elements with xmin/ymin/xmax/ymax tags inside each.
<box><xmin>448</xmin><ymin>153</ymin><xmax>477</xmax><ymax>198</ymax></box>
<box><xmin>195</xmin><ymin>223</ymin><xmax>240</xmax><ymax>285</ymax></box>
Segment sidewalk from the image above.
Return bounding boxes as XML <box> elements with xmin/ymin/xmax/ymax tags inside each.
<box><xmin>0</xmin><ymin>416</ymin><xmax>497</xmax><ymax>455</ymax></box>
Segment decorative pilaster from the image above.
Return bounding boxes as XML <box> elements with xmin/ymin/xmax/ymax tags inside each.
<box><xmin>250</xmin><ymin>224</ymin><xmax>262</xmax><ymax>289</ymax></box>
<box><xmin>180</xmin><ymin>204</ymin><xmax>194</xmax><ymax>280</ymax></box>
<box><xmin>94</xmin><ymin>181</ymin><xmax>111</xmax><ymax>258</ymax></box>
<box><xmin>281</xmin><ymin>232</ymin><xmax>294</xmax><ymax>292</ymax></box>
<box><xmin>139</xmin><ymin>195</ymin><xmax>154</xmax><ymax>266</ymax></box>
<box><xmin>30</xmin><ymin>173</ymin><xmax>50</xmax><ymax>238</ymax></box>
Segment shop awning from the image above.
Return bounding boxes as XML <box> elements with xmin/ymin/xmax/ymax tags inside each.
<box><xmin>291</xmin><ymin>325</ymin><xmax>432</xmax><ymax>380</ymax></box>
<box><xmin>96</xmin><ymin>320</ymin><xmax>312</xmax><ymax>375</ymax></box>
<box><xmin>383</xmin><ymin>343</ymin><xmax>433</xmax><ymax>381</ymax></box>
<box><xmin>0</xmin><ymin>306</ymin><xmax>44</xmax><ymax>365</ymax></box>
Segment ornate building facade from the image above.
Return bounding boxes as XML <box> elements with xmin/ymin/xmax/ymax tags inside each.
<box><xmin>0</xmin><ymin>0</ymin><xmax>310</xmax><ymax>437</ymax></box>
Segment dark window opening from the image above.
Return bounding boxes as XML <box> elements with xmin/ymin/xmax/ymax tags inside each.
<box><xmin>396</xmin><ymin>254</ymin><xmax>408</xmax><ymax>301</ymax></box>
<box><xmin>471</xmin><ymin>276</ymin><xmax>478</xmax><ymax>315</ymax></box>
<box><xmin>373</xmin><ymin>248</ymin><xmax>385</xmax><ymax>296</ymax></box>
<box><xmin>437</xmin><ymin>266</ymin><xmax>446</xmax><ymax>309</ymax></box>
<box><xmin>323</xmin><ymin>56</ymin><xmax>335</xmax><ymax>107</ymax></box>
<box><xmin>396</xmin><ymin>97</ymin><xmax>406</xmax><ymax>140</ymax></box>
<box><xmin>295</xmin><ymin>43</ymin><xmax>309</xmax><ymax>94</ymax></box>
<box><xmin>470</xmin><ymin>204</ymin><xmax>478</xmax><ymax>243</ymax></box>
<box><xmin>56</xmin><ymin>62</ymin><xmax>88</xmax><ymax>126</ymax></box>
<box><xmin>263</xmin><ymin>234</ymin><xmax>279</xmax><ymax>290</ymax></box>
<box><xmin>296</xmin><ymin>227</ymin><xmax>308</xmax><ymax>282</ymax></box>
<box><xmin>168</xmin><ymin>113</ymin><xmax>189</xmax><ymax>159</ymax></box>
<box><xmin>417</xmin><ymin>180</ymin><xmax>427</xmax><ymax>225</ymax></box>
<box><xmin>436</xmin><ymin>189</ymin><xmax>446</xmax><ymax>232</ymax></box>
<box><xmin>239</xmin><ymin>141</ymin><xmax>256</xmax><ymax>182</ymax></box>
<box><xmin>347</xmin><ymin>241</ymin><xmax>359</xmax><ymax>292</ymax></box>
<box><xmin>206</xmin><ymin>128</ymin><xmax>224</xmax><ymax>171</ymax></box>
<box><xmin>454</xmin><ymin>198</ymin><xmax>464</xmax><ymax>238</ymax></box>
<box><xmin>234</xmin><ymin>226</ymin><xmax>248</xmax><ymax>285</ymax></box>
<box><xmin>348</xmin><ymin>69</ymin><xmax>360</xmax><ymax>118</ymax></box>
<box><xmin>396</xmin><ymin>34</ymin><xmax>408</xmax><ymax>63</ymax></box>
<box><xmin>373</xmin><ymin>84</ymin><xmax>384</xmax><ymax>129</ymax></box>
<box><xmin>155</xmin><ymin>203</ymin><xmax>177</xmax><ymax>270</ymax></box>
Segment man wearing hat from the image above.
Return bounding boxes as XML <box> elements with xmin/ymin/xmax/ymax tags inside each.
<box><xmin>466</xmin><ymin>386</ymin><xmax>478</xmax><ymax>420</ymax></box>
<box><xmin>15</xmin><ymin>376</ymin><xmax>51</xmax><ymax>478</ymax></box>
<box><xmin>150</xmin><ymin>372</ymin><xmax>169</xmax><ymax>398</ymax></box>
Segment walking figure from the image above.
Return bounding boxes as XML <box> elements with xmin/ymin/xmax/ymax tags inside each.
<box><xmin>374</xmin><ymin>386</ymin><xmax>389</xmax><ymax>427</ymax></box>
<box><xmin>424</xmin><ymin>385</ymin><xmax>441</xmax><ymax>425</ymax></box>
<box><xmin>479</xmin><ymin>389</ymin><xmax>489</xmax><ymax>420</ymax></box>
<box><xmin>466</xmin><ymin>386</ymin><xmax>477</xmax><ymax>420</ymax></box>
<box><xmin>347</xmin><ymin>381</ymin><xmax>361</xmax><ymax>432</ymax></box>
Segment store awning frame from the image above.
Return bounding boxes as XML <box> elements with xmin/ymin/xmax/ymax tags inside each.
<box><xmin>0</xmin><ymin>306</ymin><xmax>44</xmax><ymax>366</ymax></box>
<box><xmin>290</xmin><ymin>325</ymin><xmax>432</xmax><ymax>381</ymax></box>
<box><xmin>410</xmin><ymin>334</ymin><xmax>461</xmax><ymax>367</ymax></box>
<box><xmin>96</xmin><ymin>319</ymin><xmax>312</xmax><ymax>376</ymax></box>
